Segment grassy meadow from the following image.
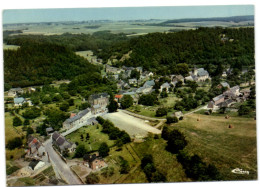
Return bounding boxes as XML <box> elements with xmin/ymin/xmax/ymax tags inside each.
<box><xmin>170</xmin><ymin>113</ymin><xmax>257</xmax><ymax>181</ymax></box>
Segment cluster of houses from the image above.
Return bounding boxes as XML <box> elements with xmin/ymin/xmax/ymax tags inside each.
<box><xmin>207</xmin><ymin>84</ymin><xmax>250</xmax><ymax>111</ymax></box>
<box><xmin>26</xmin><ymin>136</ymin><xmax>49</xmax><ymax>171</ymax></box>
<box><xmin>185</xmin><ymin>68</ymin><xmax>211</xmax><ymax>82</ymax></box>
<box><xmin>7</xmin><ymin>87</ymin><xmax>35</xmax><ymax>107</ymax></box>
<box><xmin>63</xmin><ymin>93</ymin><xmax>109</xmax><ymax>129</ymax></box>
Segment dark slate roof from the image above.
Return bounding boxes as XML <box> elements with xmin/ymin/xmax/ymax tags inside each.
<box><xmin>29</xmin><ymin>160</ymin><xmax>40</xmax><ymax>170</ymax></box>
<box><xmin>65</xmin><ymin>108</ymin><xmax>90</xmax><ymax>124</ymax></box>
<box><xmin>143</xmin><ymin>80</ymin><xmax>155</xmax><ymax>87</ymax></box>
<box><xmin>197</xmin><ymin>68</ymin><xmax>209</xmax><ymax>77</ymax></box>
<box><xmin>56</xmin><ymin>136</ymin><xmax>66</xmax><ymax>146</ymax></box>
<box><xmin>213</xmin><ymin>94</ymin><xmax>224</xmax><ymax>102</ymax></box>
<box><xmin>14</xmin><ymin>97</ymin><xmax>25</xmax><ymax>104</ymax></box>
<box><xmin>89</xmin><ymin>93</ymin><xmax>109</xmax><ymax>100</ymax></box>
<box><xmin>46</xmin><ymin>127</ymin><xmax>54</xmax><ymax>132</ymax></box>
<box><xmin>52</xmin><ymin>131</ymin><xmax>60</xmax><ymax>141</ymax></box>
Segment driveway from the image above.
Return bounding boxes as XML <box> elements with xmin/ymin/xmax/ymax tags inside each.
<box><xmin>103</xmin><ymin>110</ymin><xmax>161</xmax><ymax>137</ymax></box>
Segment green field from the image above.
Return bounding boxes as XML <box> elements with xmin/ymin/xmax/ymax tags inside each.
<box><xmin>169</xmin><ymin>113</ymin><xmax>257</xmax><ymax>181</ymax></box>
<box><xmin>95</xmin><ymin>113</ymin><xmax>257</xmax><ymax>183</ymax></box>
<box><xmin>66</xmin><ymin>124</ymin><xmax>115</xmax><ymax>153</ymax></box>
<box><xmin>4</xmin><ymin>112</ymin><xmax>26</xmax><ymax>160</ymax></box>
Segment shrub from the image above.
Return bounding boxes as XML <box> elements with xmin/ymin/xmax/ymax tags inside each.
<box><xmin>13</xmin><ymin>116</ymin><xmax>22</xmax><ymax>127</ymax></box>
<box><xmin>85</xmin><ymin>173</ymin><xmax>99</xmax><ymax>184</ymax></box>
<box><xmin>166</xmin><ymin>130</ymin><xmax>187</xmax><ymax>154</ymax></box>
<box><xmin>156</xmin><ymin>107</ymin><xmax>167</xmax><ymax>117</ymax></box>
<box><xmin>6</xmin><ymin>137</ymin><xmax>23</xmax><ymax>150</ymax></box>
<box><xmin>98</xmin><ymin>142</ymin><xmax>110</xmax><ymax>158</ymax></box>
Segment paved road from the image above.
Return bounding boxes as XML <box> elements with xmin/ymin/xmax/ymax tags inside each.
<box><xmin>43</xmin><ymin>139</ymin><xmax>82</xmax><ymax>185</ymax></box>
<box><xmin>103</xmin><ymin>110</ymin><xmax>161</xmax><ymax>137</ymax></box>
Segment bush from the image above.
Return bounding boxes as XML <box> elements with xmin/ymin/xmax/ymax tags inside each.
<box><xmin>6</xmin><ymin>137</ymin><xmax>23</xmax><ymax>150</ymax></box>
<box><xmin>74</xmin><ymin>144</ymin><xmax>87</xmax><ymax>158</ymax></box>
<box><xmin>59</xmin><ymin>101</ymin><xmax>70</xmax><ymax>112</ymax></box>
<box><xmin>121</xmin><ymin>95</ymin><xmax>133</xmax><ymax>109</ymax></box>
<box><xmin>13</xmin><ymin>116</ymin><xmax>22</xmax><ymax>127</ymax></box>
<box><xmin>161</xmin><ymin>126</ymin><xmax>170</xmax><ymax>140</ymax></box>
<box><xmin>22</xmin><ymin>107</ymin><xmax>41</xmax><ymax>119</ymax></box>
<box><xmin>166</xmin><ymin>130</ymin><xmax>187</xmax><ymax>154</ymax></box>
<box><xmin>98</xmin><ymin>142</ymin><xmax>110</xmax><ymax>158</ymax></box>
<box><xmin>166</xmin><ymin>116</ymin><xmax>178</xmax><ymax>123</ymax></box>
<box><xmin>156</xmin><ymin>107</ymin><xmax>167</xmax><ymax>117</ymax></box>
<box><xmin>85</xmin><ymin>173</ymin><xmax>99</xmax><ymax>184</ymax></box>
<box><xmin>119</xmin><ymin>156</ymin><xmax>130</xmax><ymax>174</ymax></box>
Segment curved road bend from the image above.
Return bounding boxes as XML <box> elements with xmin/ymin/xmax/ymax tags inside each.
<box><xmin>43</xmin><ymin>139</ymin><xmax>82</xmax><ymax>185</ymax></box>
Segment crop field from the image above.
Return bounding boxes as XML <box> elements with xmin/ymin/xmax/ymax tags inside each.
<box><xmin>66</xmin><ymin>124</ymin><xmax>115</xmax><ymax>152</ymax></box>
<box><xmin>169</xmin><ymin>113</ymin><xmax>257</xmax><ymax>181</ymax></box>
<box><xmin>3</xmin><ymin>44</ymin><xmax>20</xmax><ymax>50</ymax></box>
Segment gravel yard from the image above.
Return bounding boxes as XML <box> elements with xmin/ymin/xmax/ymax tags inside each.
<box><xmin>103</xmin><ymin>110</ymin><xmax>161</xmax><ymax>137</ymax></box>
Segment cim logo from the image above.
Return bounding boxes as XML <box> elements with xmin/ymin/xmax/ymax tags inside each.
<box><xmin>231</xmin><ymin>168</ymin><xmax>249</xmax><ymax>175</ymax></box>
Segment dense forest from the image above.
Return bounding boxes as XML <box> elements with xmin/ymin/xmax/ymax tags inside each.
<box><xmin>106</xmin><ymin>27</ymin><xmax>254</xmax><ymax>75</ymax></box>
<box><xmin>4</xmin><ymin>43</ymin><xmax>99</xmax><ymax>88</ymax></box>
<box><xmin>4</xmin><ymin>27</ymin><xmax>254</xmax><ymax>88</ymax></box>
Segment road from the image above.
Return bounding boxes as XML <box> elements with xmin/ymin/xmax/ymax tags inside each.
<box><xmin>43</xmin><ymin>139</ymin><xmax>82</xmax><ymax>185</ymax></box>
<box><xmin>184</xmin><ymin>105</ymin><xmax>208</xmax><ymax>116</ymax></box>
<box><xmin>103</xmin><ymin>110</ymin><xmax>161</xmax><ymax>137</ymax></box>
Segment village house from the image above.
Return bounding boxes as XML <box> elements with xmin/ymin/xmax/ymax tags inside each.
<box><xmin>212</xmin><ymin>94</ymin><xmax>225</xmax><ymax>105</ymax></box>
<box><xmin>172</xmin><ymin>75</ymin><xmax>184</xmax><ymax>83</ymax></box>
<box><xmin>46</xmin><ymin>127</ymin><xmax>54</xmax><ymax>135</ymax></box>
<box><xmin>143</xmin><ymin>80</ymin><xmax>155</xmax><ymax>87</ymax></box>
<box><xmin>28</xmin><ymin>87</ymin><xmax>36</xmax><ymax>93</ymax></box>
<box><xmin>105</xmin><ymin>65</ymin><xmax>122</xmax><ymax>74</ymax></box>
<box><xmin>52</xmin><ymin>131</ymin><xmax>76</xmax><ymax>154</ymax></box>
<box><xmin>160</xmin><ymin>82</ymin><xmax>171</xmax><ymax>93</ymax></box>
<box><xmin>83</xmin><ymin>153</ymin><xmax>106</xmax><ymax>170</ymax></box>
<box><xmin>223</xmin><ymin>85</ymin><xmax>240</xmax><ymax>100</ymax></box>
<box><xmin>193</xmin><ymin>68</ymin><xmax>210</xmax><ymax>82</ymax></box>
<box><xmin>14</xmin><ymin>97</ymin><xmax>25</xmax><ymax>107</ymax></box>
<box><xmin>26</xmin><ymin>136</ymin><xmax>46</xmax><ymax>158</ymax></box>
<box><xmin>114</xmin><ymin>94</ymin><xmax>123</xmax><ymax>103</ymax></box>
<box><xmin>218</xmin><ymin>82</ymin><xmax>230</xmax><ymax>89</ymax></box>
<box><xmin>29</xmin><ymin>160</ymin><xmax>46</xmax><ymax>171</ymax></box>
<box><xmin>136</xmin><ymin>85</ymin><xmax>153</xmax><ymax>94</ymax></box>
<box><xmin>128</xmin><ymin>78</ymin><xmax>138</xmax><ymax>85</ymax></box>
<box><xmin>63</xmin><ymin>108</ymin><xmax>92</xmax><ymax>129</ymax></box>
<box><xmin>8</xmin><ymin>87</ymin><xmax>24</xmax><ymax>97</ymax></box>
<box><xmin>89</xmin><ymin>93</ymin><xmax>110</xmax><ymax>115</ymax></box>
<box><xmin>172</xmin><ymin>111</ymin><xmax>184</xmax><ymax>119</ymax></box>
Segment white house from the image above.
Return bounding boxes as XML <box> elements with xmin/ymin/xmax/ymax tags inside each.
<box><xmin>63</xmin><ymin>108</ymin><xmax>92</xmax><ymax>129</ymax></box>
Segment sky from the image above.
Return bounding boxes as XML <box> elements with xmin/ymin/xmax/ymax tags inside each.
<box><xmin>3</xmin><ymin>5</ymin><xmax>254</xmax><ymax>24</ymax></box>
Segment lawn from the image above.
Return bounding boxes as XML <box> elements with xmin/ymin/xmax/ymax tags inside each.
<box><xmin>66</xmin><ymin>124</ymin><xmax>115</xmax><ymax>153</ymax></box>
<box><xmin>169</xmin><ymin>113</ymin><xmax>257</xmax><ymax>181</ymax></box>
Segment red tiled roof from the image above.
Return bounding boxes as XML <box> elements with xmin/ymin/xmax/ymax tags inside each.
<box><xmin>115</xmin><ymin>95</ymin><xmax>123</xmax><ymax>99</ymax></box>
<box><xmin>32</xmin><ymin>138</ymin><xmax>38</xmax><ymax>144</ymax></box>
<box><xmin>70</xmin><ymin>113</ymin><xmax>76</xmax><ymax>118</ymax></box>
